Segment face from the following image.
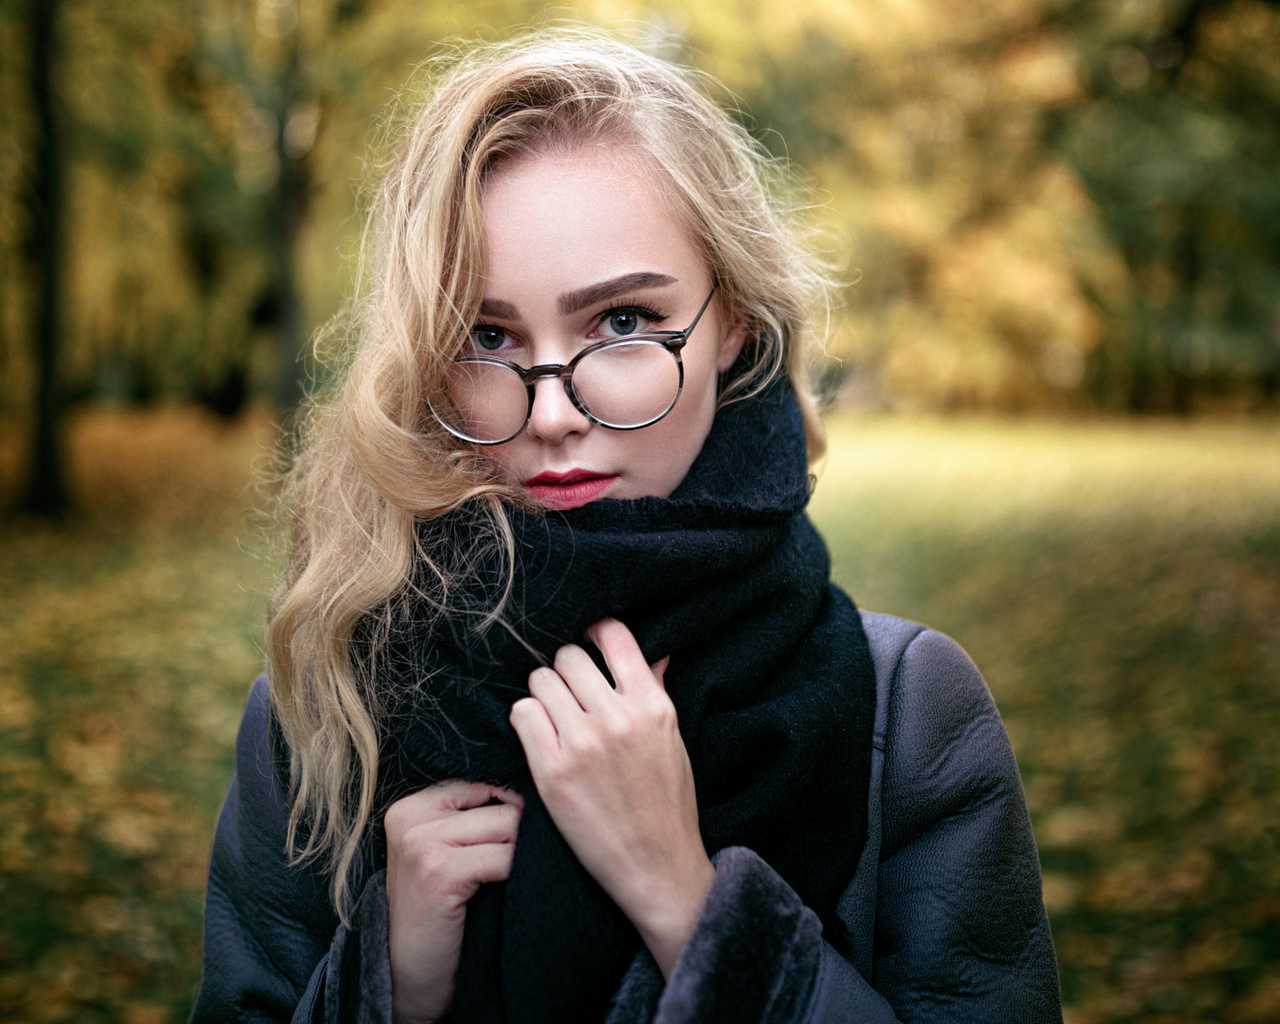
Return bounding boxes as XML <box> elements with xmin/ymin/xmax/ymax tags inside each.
<box><xmin>469</xmin><ymin>146</ymin><xmax>745</xmax><ymax>509</ymax></box>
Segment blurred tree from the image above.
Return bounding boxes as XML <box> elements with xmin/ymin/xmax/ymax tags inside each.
<box><xmin>0</xmin><ymin>0</ymin><xmax>558</xmax><ymax>458</ymax></box>
<box><xmin>682</xmin><ymin>0</ymin><xmax>1279</xmax><ymax>413</ymax></box>
<box><xmin>188</xmin><ymin>0</ymin><xmax>550</xmax><ymax>416</ymax></box>
<box><xmin>18</xmin><ymin>0</ymin><xmax>71</xmax><ymax>516</ymax></box>
<box><xmin>706</xmin><ymin>1</ymin><xmax>1114</xmax><ymax>410</ymax></box>
<box><xmin>1055</xmin><ymin>0</ymin><xmax>1280</xmax><ymax>412</ymax></box>
<box><xmin>3</xmin><ymin>0</ymin><xmax>1276</xmax><ymax>427</ymax></box>
<box><xmin>4</xmin><ymin>0</ymin><xmax>275</xmax><ymax>413</ymax></box>
<box><xmin>198</xmin><ymin>0</ymin><xmax>371</xmax><ymax>419</ymax></box>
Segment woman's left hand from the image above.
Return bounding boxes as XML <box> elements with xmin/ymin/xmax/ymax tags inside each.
<box><xmin>509</xmin><ymin>617</ymin><xmax>714</xmax><ymax>978</ymax></box>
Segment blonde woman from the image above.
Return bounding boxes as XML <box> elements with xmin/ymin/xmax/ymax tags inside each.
<box><xmin>192</xmin><ymin>29</ymin><xmax>1061</xmax><ymax>1024</ymax></box>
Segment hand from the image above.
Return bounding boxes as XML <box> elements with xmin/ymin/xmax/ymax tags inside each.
<box><xmin>509</xmin><ymin>617</ymin><xmax>714</xmax><ymax>978</ymax></box>
<box><xmin>383</xmin><ymin>780</ymin><xmax>524</xmax><ymax>1023</ymax></box>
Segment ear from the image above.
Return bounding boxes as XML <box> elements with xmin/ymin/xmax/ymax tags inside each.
<box><xmin>716</xmin><ymin>315</ymin><xmax>749</xmax><ymax>372</ymax></box>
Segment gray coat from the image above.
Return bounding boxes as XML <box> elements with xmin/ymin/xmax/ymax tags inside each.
<box><xmin>191</xmin><ymin>613</ymin><xmax>1062</xmax><ymax>1022</ymax></box>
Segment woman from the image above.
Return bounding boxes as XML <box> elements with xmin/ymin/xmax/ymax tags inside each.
<box><xmin>192</xmin><ymin>28</ymin><xmax>1061</xmax><ymax>1024</ymax></box>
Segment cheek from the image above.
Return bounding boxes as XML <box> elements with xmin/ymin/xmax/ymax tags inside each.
<box><xmin>480</xmin><ymin>442</ymin><xmax>522</xmax><ymax>486</ymax></box>
<box><xmin>644</xmin><ymin>362</ymin><xmax>720</xmax><ymax>490</ymax></box>
<box><xmin>681</xmin><ymin>337</ymin><xmax>725</xmax><ymax>431</ymax></box>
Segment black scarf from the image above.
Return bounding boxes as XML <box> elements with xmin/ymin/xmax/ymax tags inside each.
<box><xmin>371</xmin><ymin>378</ymin><xmax>875</xmax><ymax>1023</ymax></box>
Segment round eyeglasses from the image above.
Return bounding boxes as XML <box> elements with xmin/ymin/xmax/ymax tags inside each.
<box><xmin>429</xmin><ymin>286</ymin><xmax>717</xmax><ymax>446</ymax></box>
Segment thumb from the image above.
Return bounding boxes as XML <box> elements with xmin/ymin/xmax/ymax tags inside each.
<box><xmin>649</xmin><ymin>656</ymin><xmax>670</xmax><ymax>687</ymax></box>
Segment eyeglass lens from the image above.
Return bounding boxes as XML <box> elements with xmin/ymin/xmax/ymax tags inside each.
<box><xmin>437</xmin><ymin>339</ymin><xmax>682</xmax><ymax>444</ymax></box>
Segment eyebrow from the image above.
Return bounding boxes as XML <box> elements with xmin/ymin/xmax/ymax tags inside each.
<box><xmin>477</xmin><ymin>272</ymin><xmax>679</xmax><ymax>322</ymax></box>
<box><xmin>478</xmin><ymin>297</ymin><xmax>519</xmax><ymax>320</ymax></box>
<box><xmin>558</xmin><ymin>272</ymin><xmax>678</xmax><ymax>315</ymax></box>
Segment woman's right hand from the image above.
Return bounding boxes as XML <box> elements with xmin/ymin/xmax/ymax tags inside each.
<box><xmin>383</xmin><ymin>780</ymin><xmax>524</xmax><ymax>1024</ymax></box>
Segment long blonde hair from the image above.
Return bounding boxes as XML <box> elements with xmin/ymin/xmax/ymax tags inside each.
<box><xmin>268</xmin><ymin>26</ymin><xmax>834</xmax><ymax>920</ymax></box>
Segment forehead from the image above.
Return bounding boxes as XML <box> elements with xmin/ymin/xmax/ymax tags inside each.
<box><xmin>478</xmin><ymin>145</ymin><xmax>705</xmax><ymax>292</ymax></box>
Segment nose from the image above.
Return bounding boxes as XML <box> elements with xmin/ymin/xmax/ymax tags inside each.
<box><xmin>525</xmin><ymin>374</ymin><xmax>591</xmax><ymax>444</ymax></box>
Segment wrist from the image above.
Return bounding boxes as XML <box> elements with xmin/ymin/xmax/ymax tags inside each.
<box><xmin>392</xmin><ymin>991</ymin><xmax>444</xmax><ymax>1024</ymax></box>
<box><xmin>391</xmin><ymin>990</ymin><xmax>442</xmax><ymax>1024</ymax></box>
<box><xmin>390</xmin><ymin>961</ymin><xmax>451</xmax><ymax>1024</ymax></box>
<box><xmin>633</xmin><ymin>855</ymin><xmax>716</xmax><ymax>979</ymax></box>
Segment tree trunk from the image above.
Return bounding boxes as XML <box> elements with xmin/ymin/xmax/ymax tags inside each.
<box><xmin>272</xmin><ymin>32</ymin><xmax>309</xmax><ymax>422</ymax></box>
<box><xmin>20</xmin><ymin>0</ymin><xmax>71</xmax><ymax>517</ymax></box>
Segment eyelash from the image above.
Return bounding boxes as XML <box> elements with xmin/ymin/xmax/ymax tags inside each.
<box><xmin>599</xmin><ymin>300</ymin><xmax>668</xmax><ymax>330</ymax></box>
<box><xmin>469</xmin><ymin>301</ymin><xmax>670</xmax><ymax>345</ymax></box>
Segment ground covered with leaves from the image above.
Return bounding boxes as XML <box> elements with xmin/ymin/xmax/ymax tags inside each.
<box><xmin>0</xmin><ymin>409</ymin><xmax>278</xmax><ymax>1023</ymax></box>
<box><xmin>1</xmin><ymin>407</ymin><xmax>1277</xmax><ymax>1023</ymax></box>
<box><xmin>812</xmin><ymin>416</ymin><xmax>1280</xmax><ymax>1024</ymax></box>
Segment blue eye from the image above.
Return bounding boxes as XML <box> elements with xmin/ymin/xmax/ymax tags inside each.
<box><xmin>597</xmin><ymin>305</ymin><xmax>663</xmax><ymax>338</ymax></box>
<box><xmin>608</xmin><ymin>310</ymin><xmax>640</xmax><ymax>335</ymax></box>
<box><xmin>471</xmin><ymin>326</ymin><xmax>508</xmax><ymax>352</ymax></box>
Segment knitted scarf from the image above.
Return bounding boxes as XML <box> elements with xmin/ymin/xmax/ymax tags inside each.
<box><xmin>371</xmin><ymin>378</ymin><xmax>875</xmax><ymax>1023</ymax></box>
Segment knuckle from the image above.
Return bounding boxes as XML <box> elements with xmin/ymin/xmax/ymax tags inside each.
<box><xmin>384</xmin><ymin>792</ymin><xmax>429</xmax><ymax>837</ymax></box>
<box><xmin>564</xmin><ymin>728</ymin><xmax>604</xmax><ymax>761</ymax></box>
<box><xmin>650</xmin><ymin>699</ymin><xmax>677</xmax><ymax>729</ymax></box>
<box><xmin>383</xmin><ymin>801</ymin><xmax>409</xmax><ymax>837</ymax></box>
<box><xmin>603</xmin><ymin>714</ymin><xmax>636</xmax><ymax>745</ymax></box>
<box><xmin>635</xmin><ymin>691</ymin><xmax>675</xmax><ymax>725</ymax></box>
<box><xmin>540</xmin><ymin>751</ymin><xmax>577</xmax><ymax>788</ymax></box>
<box><xmin>526</xmin><ymin>668</ymin><xmax>562</xmax><ymax>700</ymax></box>
<box><xmin>414</xmin><ymin>844</ymin><xmax>452</xmax><ymax>887</ymax></box>
<box><xmin>597</xmin><ymin>617</ymin><xmax>631</xmax><ymax>653</ymax></box>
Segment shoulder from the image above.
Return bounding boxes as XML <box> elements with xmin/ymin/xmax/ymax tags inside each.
<box><xmin>230</xmin><ymin>674</ymin><xmax>292</xmax><ymax>810</ymax></box>
<box><xmin>193</xmin><ymin>676</ymin><xmax>341</xmax><ymax>1017</ymax></box>
<box><xmin>848</xmin><ymin>615</ymin><xmax>1061</xmax><ymax>1020</ymax></box>
<box><xmin>859</xmin><ymin>610</ymin><xmax>1005</xmax><ymax>754</ymax></box>
<box><xmin>857</xmin><ymin>612</ymin><xmax>1023</xmax><ymax>855</ymax></box>
<box><xmin>211</xmin><ymin>675</ymin><xmax>338</xmax><ymax>942</ymax></box>
<box><xmin>860</xmin><ymin>611</ymin><xmax>996</xmax><ymax>729</ymax></box>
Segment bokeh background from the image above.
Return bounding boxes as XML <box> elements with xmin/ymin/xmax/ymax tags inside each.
<box><xmin>1</xmin><ymin>1</ymin><xmax>1277</xmax><ymax>1021</ymax></box>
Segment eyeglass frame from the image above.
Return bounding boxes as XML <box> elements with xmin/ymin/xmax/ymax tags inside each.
<box><xmin>430</xmin><ymin>284</ymin><xmax>719</xmax><ymax>446</ymax></box>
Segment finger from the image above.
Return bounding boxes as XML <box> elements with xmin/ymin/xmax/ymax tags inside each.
<box><xmin>550</xmin><ymin>643</ymin><xmax>617</xmax><ymax>713</ymax></box>
<box><xmin>399</xmin><ymin>839</ymin><xmax>518</xmax><ymax>903</ymax></box>
<box><xmin>510</xmin><ymin>695</ymin><xmax>562</xmax><ymax>770</ymax></box>
<box><xmin>432</xmin><ymin>779</ymin><xmax>523</xmax><ymax>812</ymax></box>
<box><xmin>526</xmin><ymin>664</ymin><xmax>593</xmax><ymax>723</ymax></box>
<box><xmin>403</xmin><ymin>801</ymin><xmax>522</xmax><ymax>849</ymax></box>
<box><xmin>384</xmin><ymin>781</ymin><xmax>522</xmax><ymax>838</ymax></box>
<box><xmin>587</xmin><ymin>618</ymin><xmax>659</xmax><ymax>696</ymax></box>
<box><xmin>462</xmin><ymin>840</ymin><xmax>518</xmax><ymax>887</ymax></box>
<box><xmin>649</xmin><ymin>656</ymin><xmax>670</xmax><ymax>688</ymax></box>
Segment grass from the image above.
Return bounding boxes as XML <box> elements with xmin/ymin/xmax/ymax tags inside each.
<box><xmin>810</xmin><ymin>415</ymin><xmax>1280</xmax><ymax>1024</ymax></box>
<box><xmin>2</xmin><ymin>406</ymin><xmax>1278</xmax><ymax>1022</ymax></box>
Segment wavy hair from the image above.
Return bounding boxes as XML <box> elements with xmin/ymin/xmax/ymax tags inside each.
<box><xmin>267</xmin><ymin>26</ymin><xmax>835</xmax><ymax>921</ymax></box>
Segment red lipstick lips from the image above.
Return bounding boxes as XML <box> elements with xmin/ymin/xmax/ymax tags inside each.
<box><xmin>524</xmin><ymin>470</ymin><xmax>619</xmax><ymax>510</ymax></box>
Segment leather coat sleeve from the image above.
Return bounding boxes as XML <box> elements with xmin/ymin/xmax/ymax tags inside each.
<box><xmin>189</xmin><ymin>677</ymin><xmax>394</xmax><ymax>1024</ymax></box>
<box><xmin>606</xmin><ymin>622</ymin><xmax>1062</xmax><ymax>1024</ymax></box>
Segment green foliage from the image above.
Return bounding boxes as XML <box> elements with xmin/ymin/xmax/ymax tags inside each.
<box><xmin>1</xmin><ymin>0</ymin><xmax>1278</xmax><ymax>433</ymax></box>
<box><xmin>1055</xmin><ymin>0</ymin><xmax>1280</xmax><ymax>412</ymax></box>
<box><xmin>707</xmin><ymin>0</ymin><xmax>1280</xmax><ymax>412</ymax></box>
